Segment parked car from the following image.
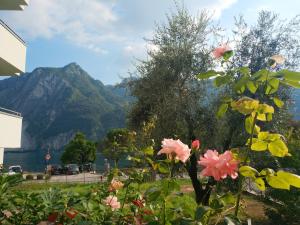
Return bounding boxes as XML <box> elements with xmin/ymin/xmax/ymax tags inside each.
<box><xmin>65</xmin><ymin>164</ymin><xmax>80</xmax><ymax>175</ymax></box>
<box><xmin>50</xmin><ymin>164</ymin><xmax>63</xmax><ymax>175</ymax></box>
<box><xmin>79</xmin><ymin>163</ymin><xmax>95</xmax><ymax>173</ymax></box>
<box><xmin>8</xmin><ymin>165</ymin><xmax>23</xmax><ymax>175</ymax></box>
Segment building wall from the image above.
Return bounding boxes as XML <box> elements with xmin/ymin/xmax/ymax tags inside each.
<box><xmin>0</xmin><ymin>111</ymin><xmax>22</xmax><ymax>148</ymax></box>
<box><xmin>0</xmin><ymin>21</ymin><xmax>26</xmax><ymax>74</ymax></box>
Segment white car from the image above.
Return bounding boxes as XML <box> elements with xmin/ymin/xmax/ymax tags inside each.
<box><xmin>8</xmin><ymin>165</ymin><xmax>23</xmax><ymax>175</ymax></box>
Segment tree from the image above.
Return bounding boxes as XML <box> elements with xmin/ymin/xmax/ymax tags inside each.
<box><xmin>61</xmin><ymin>132</ymin><xmax>96</xmax><ymax>165</ymax></box>
<box><xmin>126</xmin><ymin>5</ymin><xmax>222</xmax><ymax>205</ymax></box>
<box><xmin>99</xmin><ymin>128</ymin><xmax>136</xmax><ymax>168</ymax></box>
<box><xmin>217</xmin><ymin>11</ymin><xmax>300</xmax><ymax>152</ymax></box>
<box><xmin>127</xmin><ymin>5</ymin><xmax>219</xmax><ymax>146</ymax></box>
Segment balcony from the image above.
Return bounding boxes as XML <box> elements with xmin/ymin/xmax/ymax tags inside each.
<box><xmin>0</xmin><ymin>0</ymin><xmax>29</xmax><ymax>10</ymax></box>
<box><xmin>0</xmin><ymin>19</ymin><xmax>26</xmax><ymax>75</ymax></box>
<box><xmin>0</xmin><ymin>107</ymin><xmax>22</xmax><ymax>148</ymax></box>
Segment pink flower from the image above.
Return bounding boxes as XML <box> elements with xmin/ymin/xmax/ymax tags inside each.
<box><xmin>198</xmin><ymin>150</ymin><xmax>238</xmax><ymax>181</ymax></box>
<box><xmin>212</xmin><ymin>44</ymin><xmax>231</xmax><ymax>58</ymax></box>
<box><xmin>109</xmin><ymin>179</ymin><xmax>124</xmax><ymax>192</ymax></box>
<box><xmin>104</xmin><ymin>196</ymin><xmax>121</xmax><ymax>210</ymax></box>
<box><xmin>158</xmin><ymin>139</ymin><xmax>191</xmax><ymax>163</ymax></box>
<box><xmin>191</xmin><ymin>140</ymin><xmax>200</xmax><ymax>150</ymax></box>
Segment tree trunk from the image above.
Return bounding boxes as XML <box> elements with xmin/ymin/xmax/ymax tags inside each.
<box><xmin>186</xmin><ymin>120</ymin><xmax>213</xmax><ymax>206</ymax></box>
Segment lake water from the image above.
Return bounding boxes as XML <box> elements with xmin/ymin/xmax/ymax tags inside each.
<box><xmin>4</xmin><ymin>150</ymin><xmax>129</xmax><ymax>172</ymax></box>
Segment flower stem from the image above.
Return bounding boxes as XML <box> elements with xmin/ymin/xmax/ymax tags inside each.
<box><xmin>235</xmin><ymin>113</ymin><xmax>258</xmax><ymax>216</ymax></box>
<box><xmin>117</xmin><ymin>182</ymin><xmax>130</xmax><ymax>225</ymax></box>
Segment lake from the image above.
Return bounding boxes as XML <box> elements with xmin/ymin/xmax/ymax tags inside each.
<box><xmin>4</xmin><ymin>150</ymin><xmax>129</xmax><ymax>172</ymax></box>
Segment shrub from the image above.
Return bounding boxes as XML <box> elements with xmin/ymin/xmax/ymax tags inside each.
<box><xmin>25</xmin><ymin>174</ymin><xmax>34</xmax><ymax>180</ymax></box>
<box><xmin>36</xmin><ymin>174</ymin><xmax>44</xmax><ymax>180</ymax></box>
<box><xmin>45</xmin><ymin>174</ymin><xmax>51</xmax><ymax>180</ymax></box>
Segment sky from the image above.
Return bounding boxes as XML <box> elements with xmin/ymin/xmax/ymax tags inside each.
<box><xmin>0</xmin><ymin>0</ymin><xmax>299</xmax><ymax>84</ymax></box>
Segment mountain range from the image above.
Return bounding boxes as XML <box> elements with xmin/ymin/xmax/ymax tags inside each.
<box><xmin>0</xmin><ymin>63</ymin><xmax>299</xmax><ymax>151</ymax></box>
<box><xmin>0</xmin><ymin>63</ymin><xmax>130</xmax><ymax>150</ymax></box>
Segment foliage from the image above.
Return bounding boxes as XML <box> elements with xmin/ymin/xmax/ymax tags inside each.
<box><xmin>264</xmin><ymin>120</ymin><xmax>300</xmax><ymax>224</ymax></box>
<box><xmin>127</xmin><ymin>5</ymin><xmax>219</xmax><ymax>146</ymax></box>
<box><xmin>214</xmin><ymin>11</ymin><xmax>300</xmax><ymax>153</ymax></box>
<box><xmin>99</xmin><ymin>128</ymin><xmax>136</xmax><ymax>167</ymax></box>
<box><xmin>198</xmin><ymin>44</ymin><xmax>300</xmax><ymax>221</ymax></box>
<box><xmin>61</xmin><ymin>132</ymin><xmax>96</xmax><ymax>165</ymax></box>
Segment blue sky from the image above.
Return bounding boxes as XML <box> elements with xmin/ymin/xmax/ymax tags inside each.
<box><xmin>0</xmin><ymin>0</ymin><xmax>299</xmax><ymax>84</ymax></box>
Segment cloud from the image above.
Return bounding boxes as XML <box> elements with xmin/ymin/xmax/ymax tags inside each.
<box><xmin>210</xmin><ymin>0</ymin><xmax>238</xmax><ymax>19</ymax></box>
<box><xmin>0</xmin><ymin>0</ymin><xmax>238</xmax><ymax>56</ymax></box>
<box><xmin>0</xmin><ymin>0</ymin><xmax>118</xmax><ymax>53</ymax></box>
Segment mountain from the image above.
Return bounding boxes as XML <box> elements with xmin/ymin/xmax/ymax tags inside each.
<box><xmin>0</xmin><ymin>63</ymin><xmax>129</xmax><ymax>150</ymax></box>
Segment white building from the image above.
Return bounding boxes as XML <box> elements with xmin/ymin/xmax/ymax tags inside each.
<box><xmin>0</xmin><ymin>0</ymin><xmax>29</xmax><ymax>168</ymax></box>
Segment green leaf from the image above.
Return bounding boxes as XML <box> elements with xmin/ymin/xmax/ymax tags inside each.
<box><xmin>266</xmin><ymin>78</ymin><xmax>279</xmax><ymax>94</ymax></box>
<box><xmin>266</xmin><ymin>175</ymin><xmax>290</xmax><ymax>190</ymax></box>
<box><xmin>254</xmin><ymin>178</ymin><xmax>266</xmax><ymax>191</ymax></box>
<box><xmin>256</xmin><ymin>113</ymin><xmax>266</xmax><ymax>121</ymax></box>
<box><xmin>223</xmin><ymin>50</ymin><xmax>234</xmax><ymax>61</ymax></box>
<box><xmin>158</xmin><ymin>163</ymin><xmax>169</xmax><ymax>174</ymax></box>
<box><xmin>267</xmin><ymin>133</ymin><xmax>281</xmax><ymax>141</ymax></box>
<box><xmin>253</xmin><ymin>69</ymin><xmax>269</xmax><ymax>80</ymax></box>
<box><xmin>281</xmin><ymin>80</ymin><xmax>300</xmax><ymax>88</ymax></box>
<box><xmin>197</xmin><ymin>70</ymin><xmax>220</xmax><ymax>79</ymax></box>
<box><xmin>258</xmin><ymin>132</ymin><xmax>269</xmax><ymax>140</ymax></box>
<box><xmin>217</xmin><ymin>103</ymin><xmax>228</xmax><ymax>118</ymax></box>
<box><xmin>273</xmin><ymin>97</ymin><xmax>284</xmax><ymax>108</ymax></box>
<box><xmin>245</xmin><ymin>116</ymin><xmax>253</xmax><ymax>134</ymax></box>
<box><xmin>214</xmin><ymin>75</ymin><xmax>231</xmax><ymax>87</ymax></box>
<box><xmin>258</xmin><ymin>103</ymin><xmax>274</xmax><ymax>114</ymax></box>
<box><xmin>234</xmin><ymin>76</ymin><xmax>249</xmax><ymax>93</ymax></box>
<box><xmin>238</xmin><ymin>67</ymin><xmax>250</xmax><ymax>76</ymax></box>
<box><xmin>266</xmin><ymin>113</ymin><xmax>273</xmax><ymax>121</ymax></box>
<box><xmin>246</xmin><ymin>81</ymin><xmax>258</xmax><ymax>94</ymax></box>
<box><xmin>277</xmin><ymin>69</ymin><xmax>300</xmax><ymax>81</ymax></box>
<box><xmin>144</xmin><ymin>186</ymin><xmax>162</xmax><ymax>201</ymax></box>
<box><xmin>260</xmin><ymin>168</ymin><xmax>275</xmax><ymax>176</ymax></box>
<box><xmin>268</xmin><ymin>139</ymin><xmax>289</xmax><ymax>157</ymax></box>
<box><xmin>127</xmin><ymin>156</ymin><xmax>141</xmax><ymax>162</ymax></box>
<box><xmin>143</xmin><ymin>146</ymin><xmax>154</xmax><ymax>156</ymax></box>
<box><xmin>231</xmin><ymin>97</ymin><xmax>259</xmax><ymax>115</ymax></box>
<box><xmin>239</xmin><ymin>166</ymin><xmax>258</xmax><ymax>178</ymax></box>
<box><xmin>195</xmin><ymin>206</ymin><xmax>211</xmax><ymax>221</ymax></box>
<box><xmin>162</xmin><ymin>179</ymin><xmax>180</xmax><ymax>195</ymax></box>
<box><xmin>220</xmin><ymin>193</ymin><xmax>236</xmax><ymax>205</ymax></box>
<box><xmin>277</xmin><ymin>171</ymin><xmax>300</xmax><ymax>188</ymax></box>
<box><xmin>222</xmin><ymin>96</ymin><xmax>233</xmax><ymax>103</ymax></box>
<box><xmin>251</xmin><ymin>139</ymin><xmax>268</xmax><ymax>151</ymax></box>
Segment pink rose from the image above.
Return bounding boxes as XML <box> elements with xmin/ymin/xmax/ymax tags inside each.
<box><xmin>198</xmin><ymin>150</ymin><xmax>238</xmax><ymax>181</ymax></box>
<box><xmin>104</xmin><ymin>196</ymin><xmax>121</xmax><ymax>210</ymax></box>
<box><xmin>191</xmin><ymin>140</ymin><xmax>200</xmax><ymax>150</ymax></box>
<box><xmin>158</xmin><ymin>139</ymin><xmax>191</xmax><ymax>163</ymax></box>
<box><xmin>109</xmin><ymin>179</ymin><xmax>124</xmax><ymax>192</ymax></box>
<box><xmin>212</xmin><ymin>44</ymin><xmax>231</xmax><ymax>58</ymax></box>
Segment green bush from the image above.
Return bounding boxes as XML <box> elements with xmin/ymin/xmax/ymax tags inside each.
<box><xmin>25</xmin><ymin>174</ymin><xmax>34</xmax><ymax>180</ymax></box>
<box><xmin>36</xmin><ymin>174</ymin><xmax>44</xmax><ymax>180</ymax></box>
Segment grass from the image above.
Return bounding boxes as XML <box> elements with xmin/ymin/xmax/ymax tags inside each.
<box><xmin>11</xmin><ymin>179</ymin><xmax>274</xmax><ymax>224</ymax></box>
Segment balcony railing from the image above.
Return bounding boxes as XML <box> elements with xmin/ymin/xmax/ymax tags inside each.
<box><xmin>0</xmin><ymin>19</ymin><xmax>26</xmax><ymax>46</ymax></box>
<box><xmin>0</xmin><ymin>0</ymin><xmax>30</xmax><ymax>11</ymax></box>
<box><xmin>0</xmin><ymin>107</ymin><xmax>22</xmax><ymax>117</ymax></box>
<box><xmin>0</xmin><ymin>19</ymin><xmax>26</xmax><ymax>75</ymax></box>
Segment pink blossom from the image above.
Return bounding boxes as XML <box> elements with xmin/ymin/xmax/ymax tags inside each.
<box><xmin>191</xmin><ymin>140</ymin><xmax>200</xmax><ymax>150</ymax></box>
<box><xmin>198</xmin><ymin>150</ymin><xmax>238</xmax><ymax>181</ymax></box>
<box><xmin>158</xmin><ymin>139</ymin><xmax>191</xmax><ymax>163</ymax></box>
<box><xmin>104</xmin><ymin>196</ymin><xmax>121</xmax><ymax>210</ymax></box>
<box><xmin>212</xmin><ymin>44</ymin><xmax>231</xmax><ymax>58</ymax></box>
